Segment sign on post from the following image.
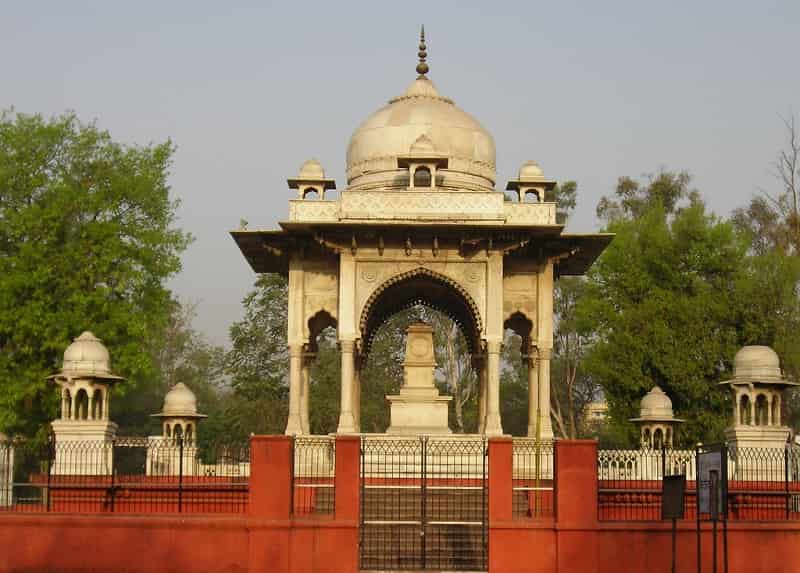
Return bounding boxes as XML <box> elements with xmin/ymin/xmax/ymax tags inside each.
<box><xmin>697</xmin><ymin>447</ymin><xmax>726</xmax><ymax>518</ymax></box>
<box><xmin>662</xmin><ymin>474</ymin><xmax>686</xmax><ymax>520</ymax></box>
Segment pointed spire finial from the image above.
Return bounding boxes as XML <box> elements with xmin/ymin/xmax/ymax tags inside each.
<box><xmin>416</xmin><ymin>25</ymin><xmax>429</xmax><ymax>77</ymax></box>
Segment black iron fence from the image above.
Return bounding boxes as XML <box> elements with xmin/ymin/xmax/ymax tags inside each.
<box><xmin>512</xmin><ymin>439</ymin><xmax>555</xmax><ymax>519</ymax></box>
<box><xmin>0</xmin><ymin>437</ymin><xmax>249</xmax><ymax>514</ymax></box>
<box><xmin>292</xmin><ymin>436</ymin><xmax>335</xmax><ymax>517</ymax></box>
<box><xmin>360</xmin><ymin>436</ymin><xmax>487</xmax><ymax>572</ymax></box>
<box><xmin>597</xmin><ymin>445</ymin><xmax>800</xmax><ymax>522</ymax></box>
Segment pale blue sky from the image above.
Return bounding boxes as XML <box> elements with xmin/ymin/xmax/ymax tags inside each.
<box><xmin>3</xmin><ymin>1</ymin><xmax>799</xmax><ymax>345</ymax></box>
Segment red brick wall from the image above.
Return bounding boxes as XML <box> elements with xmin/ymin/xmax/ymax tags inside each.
<box><xmin>1</xmin><ymin>436</ymin><xmax>800</xmax><ymax>573</ymax></box>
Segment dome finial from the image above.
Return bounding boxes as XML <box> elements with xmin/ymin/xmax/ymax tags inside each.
<box><xmin>416</xmin><ymin>25</ymin><xmax>429</xmax><ymax>77</ymax></box>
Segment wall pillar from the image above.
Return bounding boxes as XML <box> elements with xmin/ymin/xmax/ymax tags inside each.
<box><xmin>488</xmin><ymin>437</ymin><xmax>513</xmax><ymax>523</ymax></box>
<box><xmin>337</xmin><ymin>340</ymin><xmax>357</xmax><ymax>433</ymax></box>
<box><xmin>334</xmin><ymin>436</ymin><xmax>360</xmax><ymax>521</ymax></box>
<box><xmin>285</xmin><ymin>344</ymin><xmax>304</xmax><ymax>435</ymax></box>
<box><xmin>527</xmin><ymin>347</ymin><xmax>540</xmax><ymax>437</ymax></box>
<box><xmin>249</xmin><ymin>436</ymin><xmax>292</xmax><ymax>519</ymax></box>
<box><xmin>555</xmin><ymin>440</ymin><xmax>598</xmax><ymax>573</ymax></box>
<box><xmin>484</xmin><ymin>340</ymin><xmax>504</xmax><ymax>436</ymax></box>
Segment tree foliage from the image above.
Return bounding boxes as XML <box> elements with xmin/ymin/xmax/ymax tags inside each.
<box><xmin>0</xmin><ymin>111</ymin><xmax>190</xmax><ymax>438</ymax></box>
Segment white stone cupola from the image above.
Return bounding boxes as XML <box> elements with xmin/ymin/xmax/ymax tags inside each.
<box><xmin>49</xmin><ymin>331</ymin><xmax>123</xmax><ymax>442</ymax></box>
<box><xmin>151</xmin><ymin>383</ymin><xmax>207</xmax><ymax>444</ymax></box>
<box><xmin>506</xmin><ymin>161</ymin><xmax>556</xmax><ymax>203</ymax></box>
<box><xmin>397</xmin><ymin>134</ymin><xmax>449</xmax><ymax>190</ymax></box>
<box><xmin>720</xmin><ymin>345</ymin><xmax>797</xmax><ymax>449</ymax></box>
<box><xmin>287</xmin><ymin>159</ymin><xmax>336</xmax><ymax>200</ymax></box>
<box><xmin>629</xmin><ymin>386</ymin><xmax>683</xmax><ymax>449</ymax></box>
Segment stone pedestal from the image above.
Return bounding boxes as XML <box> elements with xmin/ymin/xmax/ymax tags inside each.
<box><xmin>724</xmin><ymin>425</ymin><xmax>790</xmax><ymax>450</ymax></box>
<box><xmin>387</xmin><ymin>323</ymin><xmax>452</xmax><ymax>435</ymax></box>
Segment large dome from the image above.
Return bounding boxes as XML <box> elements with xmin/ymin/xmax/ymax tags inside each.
<box><xmin>346</xmin><ymin>44</ymin><xmax>496</xmax><ymax>192</ymax></box>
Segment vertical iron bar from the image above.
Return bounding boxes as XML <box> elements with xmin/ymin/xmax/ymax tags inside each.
<box><xmin>359</xmin><ymin>437</ymin><xmax>364</xmax><ymax>570</ymax></box>
<box><xmin>420</xmin><ymin>436</ymin><xmax>426</xmax><ymax>571</ymax></box>
<box><xmin>696</xmin><ymin>446</ymin><xmax>701</xmax><ymax>573</ymax></box>
<box><xmin>178</xmin><ymin>436</ymin><xmax>184</xmax><ymax>513</ymax></box>
<box><xmin>484</xmin><ymin>437</ymin><xmax>488</xmax><ymax>569</ymax></box>
<box><xmin>110</xmin><ymin>439</ymin><xmax>116</xmax><ymax>513</ymax></box>
<box><xmin>46</xmin><ymin>434</ymin><xmax>54</xmax><ymax>512</ymax></box>
<box><xmin>786</xmin><ymin>444</ymin><xmax>790</xmax><ymax>520</ymax></box>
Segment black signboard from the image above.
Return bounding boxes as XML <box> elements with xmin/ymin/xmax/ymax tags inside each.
<box><xmin>662</xmin><ymin>474</ymin><xmax>686</xmax><ymax>520</ymax></box>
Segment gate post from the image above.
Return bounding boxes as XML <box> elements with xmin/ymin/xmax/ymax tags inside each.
<box><xmin>249</xmin><ymin>435</ymin><xmax>292</xmax><ymax>519</ymax></box>
<box><xmin>555</xmin><ymin>439</ymin><xmax>598</xmax><ymax>573</ymax></box>
<box><xmin>335</xmin><ymin>435</ymin><xmax>360</xmax><ymax>521</ymax></box>
<box><xmin>488</xmin><ymin>437</ymin><xmax>513</xmax><ymax>522</ymax></box>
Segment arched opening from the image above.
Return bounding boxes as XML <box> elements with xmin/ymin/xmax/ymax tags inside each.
<box><xmin>303</xmin><ymin>187</ymin><xmax>320</xmax><ymax>200</ymax></box>
<box><xmin>413</xmin><ymin>166</ymin><xmax>432</xmax><ymax>188</ymax></box>
<box><xmin>500</xmin><ymin>312</ymin><xmax>533</xmax><ymax>437</ymax></box>
<box><xmin>185</xmin><ymin>424</ymin><xmax>194</xmax><ymax>444</ymax></box>
<box><xmin>165</xmin><ymin>424</ymin><xmax>171</xmax><ymax>438</ymax></box>
<box><xmin>74</xmin><ymin>389</ymin><xmax>89</xmax><ymax>421</ymax></box>
<box><xmin>653</xmin><ymin>428</ymin><xmax>664</xmax><ymax>450</ymax></box>
<box><xmin>174</xmin><ymin>424</ymin><xmax>183</xmax><ymax>440</ymax></box>
<box><xmin>358</xmin><ymin>269</ymin><xmax>483</xmax><ymax>434</ymax></box>
<box><xmin>740</xmin><ymin>394</ymin><xmax>751</xmax><ymax>425</ymax></box>
<box><xmin>306</xmin><ymin>310</ymin><xmax>340</xmax><ymax>434</ymax></box>
<box><xmin>91</xmin><ymin>389</ymin><xmax>103</xmax><ymax>420</ymax></box>
<box><xmin>756</xmin><ymin>394</ymin><xmax>769</xmax><ymax>426</ymax></box>
<box><xmin>666</xmin><ymin>427</ymin><xmax>672</xmax><ymax>447</ymax></box>
<box><xmin>643</xmin><ymin>428</ymin><xmax>652</xmax><ymax>449</ymax></box>
<box><xmin>523</xmin><ymin>190</ymin><xmax>541</xmax><ymax>203</ymax></box>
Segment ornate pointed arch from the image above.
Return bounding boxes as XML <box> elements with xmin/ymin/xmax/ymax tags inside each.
<box><xmin>359</xmin><ymin>267</ymin><xmax>483</xmax><ymax>357</ymax></box>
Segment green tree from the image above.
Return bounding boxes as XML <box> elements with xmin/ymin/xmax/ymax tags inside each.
<box><xmin>0</xmin><ymin>111</ymin><xmax>190</xmax><ymax>439</ymax></box>
<box><xmin>581</xmin><ymin>172</ymin><xmax>750</xmax><ymax>446</ymax></box>
<box><xmin>223</xmin><ymin>273</ymin><xmax>290</xmax><ymax>439</ymax></box>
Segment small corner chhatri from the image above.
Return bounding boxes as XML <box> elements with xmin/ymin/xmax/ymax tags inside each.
<box><xmin>230</xmin><ymin>28</ymin><xmax>612</xmax><ymax>438</ymax></box>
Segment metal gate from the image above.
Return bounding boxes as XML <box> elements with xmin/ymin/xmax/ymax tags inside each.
<box><xmin>360</xmin><ymin>436</ymin><xmax>487</xmax><ymax>571</ymax></box>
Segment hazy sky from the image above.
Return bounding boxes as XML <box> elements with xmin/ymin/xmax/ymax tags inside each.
<box><xmin>3</xmin><ymin>1</ymin><xmax>799</xmax><ymax>346</ymax></box>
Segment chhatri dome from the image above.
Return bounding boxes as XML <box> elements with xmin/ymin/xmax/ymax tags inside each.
<box><xmin>154</xmin><ymin>383</ymin><xmax>206</xmax><ymax>419</ymax></box>
<box><xmin>346</xmin><ymin>27</ymin><xmax>496</xmax><ymax>192</ymax></box>
<box><xmin>61</xmin><ymin>331</ymin><xmax>122</xmax><ymax>379</ymax></box>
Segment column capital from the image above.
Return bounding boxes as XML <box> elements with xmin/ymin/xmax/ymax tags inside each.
<box><xmin>538</xmin><ymin>347</ymin><xmax>553</xmax><ymax>360</ymax></box>
<box><xmin>288</xmin><ymin>343</ymin><xmax>304</xmax><ymax>357</ymax></box>
<box><xmin>485</xmin><ymin>339</ymin><xmax>503</xmax><ymax>354</ymax></box>
<box><xmin>339</xmin><ymin>339</ymin><xmax>356</xmax><ymax>353</ymax></box>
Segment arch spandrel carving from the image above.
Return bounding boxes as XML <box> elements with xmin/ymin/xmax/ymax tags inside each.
<box><xmin>355</xmin><ymin>260</ymin><xmax>486</xmax><ymax>331</ymax></box>
<box><xmin>502</xmin><ymin>272</ymin><xmax>538</xmax><ymax>327</ymax></box>
<box><xmin>357</xmin><ymin>266</ymin><xmax>484</xmax><ymax>357</ymax></box>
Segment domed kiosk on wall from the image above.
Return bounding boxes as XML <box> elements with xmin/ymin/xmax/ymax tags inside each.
<box><xmin>49</xmin><ymin>331</ymin><xmax>124</xmax><ymax>474</ymax></box>
<box><xmin>148</xmin><ymin>383</ymin><xmax>207</xmax><ymax>476</ymax></box>
<box><xmin>720</xmin><ymin>345</ymin><xmax>797</xmax><ymax>450</ymax></box>
<box><xmin>629</xmin><ymin>386</ymin><xmax>683</xmax><ymax>449</ymax></box>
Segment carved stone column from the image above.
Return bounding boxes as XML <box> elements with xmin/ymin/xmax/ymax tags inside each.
<box><xmin>484</xmin><ymin>339</ymin><xmax>503</xmax><ymax>436</ymax></box>
<box><xmin>353</xmin><ymin>354</ymin><xmax>361</xmax><ymax>433</ymax></box>
<box><xmin>285</xmin><ymin>344</ymin><xmax>305</xmax><ymax>435</ymax></box>
<box><xmin>300</xmin><ymin>351</ymin><xmax>313</xmax><ymax>435</ymax></box>
<box><xmin>537</xmin><ymin>347</ymin><xmax>554</xmax><ymax>440</ymax></box>
<box><xmin>337</xmin><ymin>340</ymin><xmax>357</xmax><ymax>433</ymax></box>
<box><xmin>527</xmin><ymin>346</ymin><xmax>540</xmax><ymax>437</ymax></box>
<box><xmin>476</xmin><ymin>356</ymin><xmax>487</xmax><ymax>434</ymax></box>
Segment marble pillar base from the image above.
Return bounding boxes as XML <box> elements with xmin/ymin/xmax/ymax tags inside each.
<box><xmin>386</xmin><ymin>388</ymin><xmax>452</xmax><ymax>435</ymax></box>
